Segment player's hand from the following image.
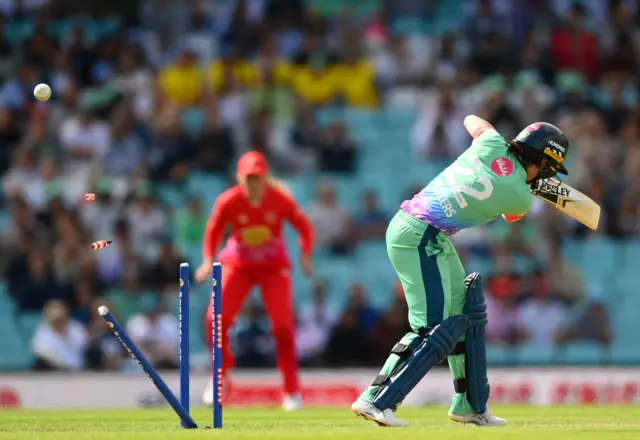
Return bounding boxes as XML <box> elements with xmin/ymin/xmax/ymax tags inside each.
<box><xmin>300</xmin><ymin>254</ymin><xmax>313</xmax><ymax>276</ymax></box>
<box><xmin>195</xmin><ymin>259</ymin><xmax>214</xmax><ymax>284</ymax></box>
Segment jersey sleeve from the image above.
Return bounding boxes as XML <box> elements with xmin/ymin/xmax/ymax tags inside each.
<box><xmin>202</xmin><ymin>191</ymin><xmax>232</xmax><ymax>260</ymax></box>
<box><xmin>507</xmin><ymin>185</ymin><xmax>533</xmax><ymax>216</ymax></box>
<box><xmin>472</xmin><ymin>129</ymin><xmax>506</xmax><ymax>149</ymax></box>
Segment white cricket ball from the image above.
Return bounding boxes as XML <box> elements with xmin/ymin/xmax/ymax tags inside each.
<box><xmin>34</xmin><ymin>83</ymin><xmax>52</xmax><ymax>101</ymax></box>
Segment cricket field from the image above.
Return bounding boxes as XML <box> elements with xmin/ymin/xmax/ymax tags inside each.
<box><xmin>0</xmin><ymin>406</ymin><xmax>638</xmax><ymax>439</ymax></box>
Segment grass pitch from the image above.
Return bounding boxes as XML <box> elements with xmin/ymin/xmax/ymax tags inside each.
<box><xmin>0</xmin><ymin>406</ymin><xmax>639</xmax><ymax>439</ymax></box>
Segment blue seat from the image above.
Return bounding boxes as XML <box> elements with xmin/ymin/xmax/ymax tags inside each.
<box><xmin>611</xmin><ymin>343</ymin><xmax>640</xmax><ymax>365</ymax></box>
<box><xmin>486</xmin><ymin>344</ymin><xmax>511</xmax><ymax>366</ymax></box>
<box><xmin>17</xmin><ymin>312</ymin><xmax>42</xmax><ymax>343</ymax></box>
<box><xmin>556</xmin><ymin>342</ymin><xmax>608</xmax><ymax>365</ymax></box>
<box><xmin>186</xmin><ymin>172</ymin><xmax>228</xmax><ymax>209</ymax></box>
<box><xmin>580</xmin><ymin>240</ymin><xmax>616</xmax><ymax>285</ymax></box>
<box><xmin>517</xmin><ymin>344</ymin><xmax>552</xmax><ymax>365</ymax></box>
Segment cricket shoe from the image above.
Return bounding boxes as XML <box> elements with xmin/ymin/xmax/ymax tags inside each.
<box><xmin>448</xmin><ymin>408</ymin><xmax>507</xmax><ymax>426</ymax></box>
<box><xmin>202</xmin><ymin>376</ymin><xmax>230</xmax><ymax>406</ymax></box>
<box><xmin>282</xmin><ymin>393</ymin><xmax>304</xmax><ymax>411</ymax></box>
<box><xmin>351</xmin><ymin>398</ymin><xmax>408</xmax><ymax>427</ymax></box>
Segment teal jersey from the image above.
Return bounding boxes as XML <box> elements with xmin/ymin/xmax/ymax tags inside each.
<box><xmin>401</xmin><ymin>130</ymin><xmax>533</xmax><ymax>234</ymax></box>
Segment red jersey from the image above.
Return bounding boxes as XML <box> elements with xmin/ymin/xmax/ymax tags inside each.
<box><xmin>203</xmin><ymin>185</ymin><xmax>314</xmax><ymax>269</ymax></box>
<box><xmin>551</xmin><ymin>29</ymin><xmax>599</xmax><ymax>79</ymax></box>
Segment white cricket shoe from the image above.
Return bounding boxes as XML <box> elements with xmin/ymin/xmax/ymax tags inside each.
<box><xmin>202</xmin><ymin>378</ymin><xmax>214</xmax><ymax>406</ymax></box>
<box><xmin>448</xmin><ymin>408</ymin><xmax>507</xmax><ymax>426</ymax></box>
<box><xmin>282</xmin><ymin>393</ymin><xmax>304</xmax><ymax>411</ymax></box>
<box><xmin>202</xmin><ymin>377</ymin><xmax>229</xmax><ymax>406</ymax></box>
<box><xmin>351</xmin><ymin>398</ymin><xmax>408</xmax><ymax>427</ymax></box>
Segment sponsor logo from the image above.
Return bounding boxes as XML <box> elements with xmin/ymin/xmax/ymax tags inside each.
<box><xmin>538</xmin><ymin>180</ymin><xmax>570</xmax><ymax>197</ymax></box>
<box><xmin>548</xmin><ymin>140</ymin><xmax>566</xmax><ymax>153</ymax></box>
<box><xmin>491</xmin><ymin>157</ymin><xmax>514</xmax><ymax>176</ymax></box>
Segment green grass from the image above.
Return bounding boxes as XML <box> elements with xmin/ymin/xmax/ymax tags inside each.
<box><xmin>1</xmin><ymin>406</ymin><xmax>639</xmax><ymax>439</ymax></box>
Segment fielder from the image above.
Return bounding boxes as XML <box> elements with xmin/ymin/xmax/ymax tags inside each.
<box><xmin>352</xmin><ymin>116</ymin><xmax>570</xmax><ymax>427</ymax></box>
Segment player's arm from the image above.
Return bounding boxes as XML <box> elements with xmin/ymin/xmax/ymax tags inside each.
<box><xmin>464</xmin><ymin>115</ymin><xmax>495</xmax><ymax>139</ymax></box>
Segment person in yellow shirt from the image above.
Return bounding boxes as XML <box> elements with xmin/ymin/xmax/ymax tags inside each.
<box><xmin>209</xmin><ymin>50</ymin><xmax>249</xmax><ymax>92</ymax></box>
<box><xmin>158</xmin><ymin>48</ymin><xmax>203</xmax><ymax>107</ymax></box>
<box><xmin>337</xmin><ymin>54</ymin><xmax>380</xmax><ymax>108</ymax></box>
<box><xmin>292</xmin><ymin>56</ymin><xmax>338</xmax><ymax>105</ymax></box>
<box><xmin>244</xmin><ymin>36</ymin><xmax>293</xmax><ymax>87</ymax></box>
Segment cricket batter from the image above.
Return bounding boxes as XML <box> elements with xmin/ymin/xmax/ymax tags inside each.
<box><xmin>352</xmin><ymin>116</ymin><xmax>570</xmax><ymax>427</ymax></box>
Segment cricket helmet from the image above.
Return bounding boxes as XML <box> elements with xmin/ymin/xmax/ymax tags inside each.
<box><xmin>513</xmin><ymin>122</ymin><xmax>569</xmax><ymax>177</ymax></box>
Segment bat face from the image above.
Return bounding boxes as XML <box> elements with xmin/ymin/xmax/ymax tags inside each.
<box><xmin>534</xmin><ymin>179</ymin><xmax>573</xmax><ymax>207</ymax></box>
<box><xmin>532</xmin><ymin>179</ymin><xmax>601</xmax><ymax>230</ymax></box>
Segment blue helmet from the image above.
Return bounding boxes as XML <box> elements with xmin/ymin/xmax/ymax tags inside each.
<box><xmin>514</xmin><ymin>122</ymin><xmax>569</xmax><ymax>176</ymax></box>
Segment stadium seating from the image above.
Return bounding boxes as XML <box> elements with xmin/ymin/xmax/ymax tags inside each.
<box><xmin>1</xmin><ymin>107</ymin><xmax>637</xmax><ymax>368</ymax></box>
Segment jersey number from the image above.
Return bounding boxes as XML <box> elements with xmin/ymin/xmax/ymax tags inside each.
<box><xmin>451</xmin><ymin>155</ymin><xmax>494</xmax><ymax>209</ymax></box>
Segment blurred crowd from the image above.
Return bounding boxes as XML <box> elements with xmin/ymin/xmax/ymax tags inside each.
<box><xmin>0</xmin><ymin>0</ymin><xmax>637</xmax><ymax>370</ymax></box>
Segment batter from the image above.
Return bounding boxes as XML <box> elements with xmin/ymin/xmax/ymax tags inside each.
<box><xmin>352</xmin><ymin>115</ymin><xmax>570</xmax><ymax>427</ymax></box>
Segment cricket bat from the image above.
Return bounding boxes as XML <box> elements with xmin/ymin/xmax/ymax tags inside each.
<box><xmin>532</xmin><ymin>178</ymin><xmax>601</xmax><ymax>230</ymax></box>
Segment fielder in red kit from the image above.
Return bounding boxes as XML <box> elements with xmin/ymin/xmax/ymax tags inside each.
<box><xmin>195</xmin><ymin>151</ymin><xmax>314</xmax><ymax>411</ymax></box>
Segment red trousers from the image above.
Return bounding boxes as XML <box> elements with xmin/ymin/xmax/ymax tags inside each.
<box><xmin>205</xmin><ymin>265</ymin><xmax>300</xmax><ymax>394</ymax></box>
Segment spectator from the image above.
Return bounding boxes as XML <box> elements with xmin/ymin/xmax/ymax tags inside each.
<box><xmin>326</xmin><ymin>312</ymin><xmax>371</xmax><ymax>367</ymax></box>
<box><xmin>142</xmin><ymin>237</ymin><xmax>186</xmax><ymax>292</ymax></box>
<box><xmin>465</xmin><ymin>0</ymin><xmax>512</xmax><ymax>76</ymax></box>
<box><xmin>296</xmin><ymin>281</ymin><xmax>339</xmax><ymax>364</ymax></box>
<box><xmin>0</xmin><ymin>108</ymin><xmax>20</xmax><ymax>176</ymax></box>
<box><xmin>174</xmin><ymin>196</ymin><xmax>208</xmax><ymax>248</ymax></box>
<box><xmin>235</xmin><ymin>303</ymin><xmax>274</xmax><ymax>367</ymax></box>
<box><xmin>126</xmin><ymin>295</ymin><xmax>179</xmax><ymax>369</ymax></box>
<box><xmin>65</xmin><ymin>27</ymin><xmax>96</xmax><ymax>87</ymax></box>
<box><xmin>23</xmin><ymin>17</ymin><xmax>59</xmax><ymax>69</ymax></box>
<box><xmin>318</xmin><ymin>121</ymin><xmax>357</xmax><ymax>173</ymax></box>
<box><xmin>550</xmin><ymin>3</ymin><xmax>600</xmax><ymax>80</ymax></box>
<box><xmin>109</xmin><ymin>48</ymin><xmax>155</xmax><ymax>121</ymax></box>
<box><xmin>85</xmin><ymin>298</ymin><xmax>125</xmax><ymax>370</ymax></box>
<box><xmin>370</xmin><ymin>295</ymin><xmax>410</xmax><ymax>363</ymax></box>
<box><xmin>555</xmin><ymin>288</ymin><xmax>613</xmax><ymax>346</ymax></box>
<box><xmin>344</xmin><ymin>283</ymin><xmax>379</xmax><ymax>334</ymax></box>
<box><xmin>411</xmin><ymin>85</ymin><xmax>467</xmax><ymax>159</ymax></box>
<box><xmin>158</xmin><ymin>46</ymin><xmax>203</xmax><ymax>107</ymax></box>
<box><xmin>477</xmin><ymin>76</ymin><xmax>521</xmax><ymax>138</ymax></box>
<box><xmin>485</xmin><ymin>275</ymin><xmax>526</xmax><ymax>344</ymax></box>
<box><xmin>354</xmin><ymin>190</ymin><xmax>388</xmax><ymax>241</ymax></box>
<box><xmin>32</xmin><ymin>299</ymin><xmax>89</xmax><ymax>371</ymax></box>
<box><xmin>518</xmin><ymin>272</ymin><xmax>567</xmax><ymax>346</ymax></box>
<box><xmin>291</xmin><ymin>106</ymin><xmax>322</xmax><ymax>151</ymax></box>
<box><xmin>307</xmin><ymin>181</ymin><xmax>353</xmax><ymax>255</ymax></box>
<box><xmin>337</xmin><ymin>51</ymin><xmax>380</xmax><ymax>108</ymax></box>
<box><xmin>292</xmin><ymin>55</ymin><xmax>337</xmax><ymax>106</ymax></box>
<box><xmin>195</xmin><ymin>101</ymin><xmax>235</xmax><ymax>173</ymax></box>
<box><xmin>126</xmin><ymin>191</ymin><xmax>168</xmax><ymax>256</ymax></box>
<box><xmin>13</xmin><ymin>249</ymin><xmax>61</xmax><ymax>312</ymax></box>
<box><xmin>373</xmin><ymin>35</ymin><xmax>428</xmax><ymax>88</ymax></box>
<box><xmin>546</xmin><ymin>245</ymin><xmax>585</xmax><ymax>305</ymax></box>
<box><xmin>58</xmin><ymin>107</ymin><xmax>111</xmax><ymax>164</ymax></box>
<box><xmin>102</xmin><ymin>105</ymin><xmax>146</xmax><ymax>177</ymax></box>
<box><xmin>0</xmin><ymin>63</ymin><xmax>38</xmax><ymax>110</ymax></box>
